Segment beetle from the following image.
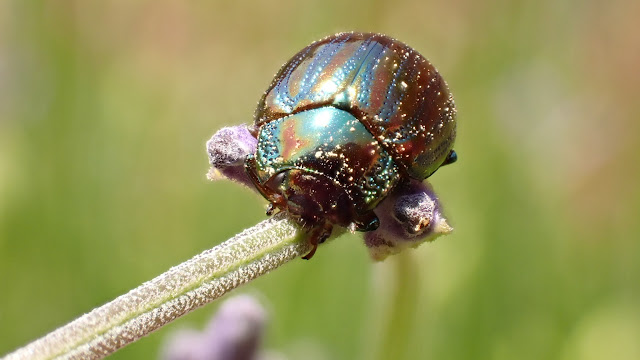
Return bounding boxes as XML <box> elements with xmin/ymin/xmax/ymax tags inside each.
<box><xmin>244</xmin><ymin>32</ymin><xmax>457</xmax><ymax>259</ymax></box>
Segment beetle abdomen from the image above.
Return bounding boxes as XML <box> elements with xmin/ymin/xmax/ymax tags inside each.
<box><xmin>255</xmin><ymin>32</ymin><xmax>456</xmax><ymax>180</ymax></box>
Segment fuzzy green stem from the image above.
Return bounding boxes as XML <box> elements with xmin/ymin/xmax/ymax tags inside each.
<box><xmin>2</xmin><ymin>214</ymin><xmax>310</xmax><ymax>360</ymax></box>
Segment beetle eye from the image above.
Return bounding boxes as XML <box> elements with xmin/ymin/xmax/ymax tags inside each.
<box><xmin>442</xmin><ymin>150</ymin><xmax>457</xmax><ymax>166</ymax></box>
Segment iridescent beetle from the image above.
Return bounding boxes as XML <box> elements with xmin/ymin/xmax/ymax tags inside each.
<box><xmin>243</xmin><ymin>32</ymin><xmax>457</xmax><ymax>259</ymax></box>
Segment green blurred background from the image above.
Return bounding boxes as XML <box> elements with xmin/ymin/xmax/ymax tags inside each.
<box><xmin>1</xmin><ymin>1</ymin><xmax>639</xmax><ymax>359</ymax></box>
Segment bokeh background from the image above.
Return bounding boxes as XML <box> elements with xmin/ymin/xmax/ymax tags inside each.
<box><xmin>1</xmin><ymin>1</ymin><xmax>639</xmax><ymax>359</ymax></box>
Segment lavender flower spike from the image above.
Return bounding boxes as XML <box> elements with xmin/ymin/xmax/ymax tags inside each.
<box><xmin>2</xmin><ymin>213</ymin><xmax>310</xmax><ymax>360</ymax></box>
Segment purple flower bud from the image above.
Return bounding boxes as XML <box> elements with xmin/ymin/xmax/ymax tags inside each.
<box><xmin>365</xmin><ymin>180</ymin><xmax>452</xmax><ymax>261</ymax></box>
<box><xmin>161</xmin><ymin>329</ymin><xmax>213</xmax><ymax>360</ymax></box>
<box><xmin>162</xmin><ymin>295</ymin><xmax>267</xmax><ymax>360</ymax></box>
<box><xmin>206</xmin><ymin>125</ymin><xmax>258</xmax><ymax>189</ymax></box>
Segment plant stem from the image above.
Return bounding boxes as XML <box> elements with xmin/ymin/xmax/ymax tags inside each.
<box><xmin>3</xmin><ymin>214</ymin><xmax>310</xmax><ymax>360</ymax></box>
<box><xmin>377</xmin><ymin>252</ymin><xmax>419</xmax><ymax>360</ymax></box>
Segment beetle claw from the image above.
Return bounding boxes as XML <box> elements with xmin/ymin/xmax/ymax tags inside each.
<box><xmin>265</xmin><ymin>203</ymin><xmax>276</xmax><ymax>216</ymax></box>
<box><xmin>302</xmin><ymin>224</ymin><xmax>332</xmax><ymax>260</ymax></box>
<box><xmin>302</xmin><ymin>243</ymin><xmax>318</xmax><ymax>260</ymax></box>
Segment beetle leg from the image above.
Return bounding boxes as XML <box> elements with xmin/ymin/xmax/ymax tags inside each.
<box><xmin>244</xmin><ymin>155</ymin><xmax>263</xmax><ymax>190</ymax></box>
<box><xmin>245</xmin><ymin>156</ymin><xmax>286</xmax><ymax>212</ymax></box>
<box><xmin>302</xmin><ymin>223</ymin><xmax>332</xmax><ymax>260</ymax></box>
<box><xmin>353</xmin><ymin>211</ymin><xmax>380</xmax><ymax>232</ymax></box>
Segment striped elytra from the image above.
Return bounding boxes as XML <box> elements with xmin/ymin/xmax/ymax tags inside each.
<box><xmin>255</xmin><ymin>32</ymin><xmax>456</xmax><ymax>180</ymax></box>
<box><xmin>244</xmin><ymin>32</ymin><xmax>457</xmax><ymax>259</ymax></box>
